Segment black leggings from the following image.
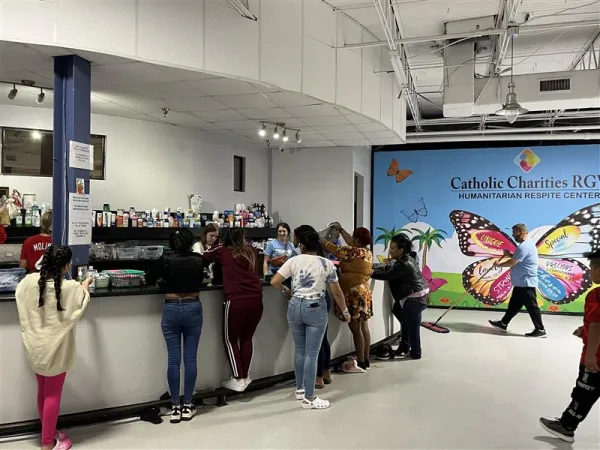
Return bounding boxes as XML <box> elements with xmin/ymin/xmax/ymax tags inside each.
<box><xmin>317</xmin><ymin>293</ymin><xmax>332</xmax><ymax>377</ymax></box>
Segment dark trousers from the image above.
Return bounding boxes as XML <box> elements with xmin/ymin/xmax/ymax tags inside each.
<box><xmin>392</xmin><ymin>300</ymin><xmax>409</xmax><ymax>345</ymax></box>
<box><xmin>501</xmin><ymin>286</ymin><xmax>545</xmax><ymax>330</ymax></box>
<box><xmin>224</xmin><ymin>297</ymin><xmax>264</xmax><ymax>379</ymax></box>
<box><xmin>560</xmin><ymin>364</ymin><xmax>600</xmax><ymax>431</ymax></box>
<box><xmin>317</xmin><ymin>293</ymin><xmax>332</xmax><ymax>377</ymax></box>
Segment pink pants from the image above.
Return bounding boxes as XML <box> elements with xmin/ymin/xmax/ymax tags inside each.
<box><xmin>36</xmin><ymin>373</ymin><xmax>67</xmax><ymax>446</ymax></box>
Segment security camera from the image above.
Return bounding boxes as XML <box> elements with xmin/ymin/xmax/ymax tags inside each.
<box><xmin>279</xmin><ymin>145</ymin><xmax>285</xmax><ymax>153</ymax></box>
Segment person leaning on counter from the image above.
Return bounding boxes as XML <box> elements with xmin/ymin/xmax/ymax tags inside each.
<box><xmin>20</xmin><ymin>211</ymin><xmax>53</xmax><ymax>273</ymax></box>
<box><xmin>145</xmin><ymin>229</ymin><xmax>204</xmax><ymax>425</ymax></box>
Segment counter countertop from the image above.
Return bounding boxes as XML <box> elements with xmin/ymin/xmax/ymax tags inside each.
<box><xmin>0</xmin><ymin>282</ymin><xmax>273</xmax><ymax>303</ymax></box>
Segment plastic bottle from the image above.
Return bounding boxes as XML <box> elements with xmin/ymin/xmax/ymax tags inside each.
<box><xmin>33</xmin><ymin>209</ymin><xmax>41</xmax><ymax>227</ymax></box>
<box><xmin>24</xmin><ymin>208</ymin><xmax>33</xmax><ymax>227</ymax></box>
<box><xmin>88</xmin><ymin>266</ymin><xmax>96</xmax><ymax>293</ymax></box>
<box><xmin>164</xmin><ymin>208</ymin><xmax>170</xmax><ymax>228</ymax></box>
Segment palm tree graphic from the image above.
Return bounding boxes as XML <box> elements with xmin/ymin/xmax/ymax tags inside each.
<box><xmin>375</xmin><ymin>226</ymin><xmax>410</xmax><ymax>262</ymax></box>
<box><xmin>410</xmin><ymin>227</ymin><xmax>447</xmax><ymax>268</ymax></box>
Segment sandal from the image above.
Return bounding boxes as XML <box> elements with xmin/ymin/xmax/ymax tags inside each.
<box><xmin>301</xmin><ymin>397</ymin><xmax>330</xmax><ymax>410</ymax></box>
<box><xmin>295</xmin><ymin>389</ymin><xmax>305</xmax><ymax>400</ymax></box>
<box><xmin>315</xmin><ymin>377</ymin><xmax>325</xmax><ymax>389</ymax></box>
<box><xmin>323</xmin><ymin>370</ymin><xmax>332</xmax><ymax>384</ymax></box>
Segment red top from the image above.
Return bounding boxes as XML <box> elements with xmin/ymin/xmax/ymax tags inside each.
<box><xmin>203</xmin><ymin>245</ymin><xmax>263</xmax><ymax>302</ymax></box>
<box><xmin>20</xmin><ymin>234</ymin><xmax>52</xmax><ymax>272</ymax></box>
<box><xmin>581</xmin><ymin>286</ymin><xmax>600</xmax><ymax>365</ymax></box>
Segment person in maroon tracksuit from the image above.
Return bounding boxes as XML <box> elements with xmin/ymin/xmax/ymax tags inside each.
<box><xmin>202</xmin><ymin>228</ymin><xmax>263</xmax><ymax>393</ymax></box>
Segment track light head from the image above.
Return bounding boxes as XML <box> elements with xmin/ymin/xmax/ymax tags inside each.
<box><xmin>282</xmin><ymin>129</ymin><xmax>289</xmax><ymax>142</ymax></box>
<box><xmin>7</xmin><ymin>84</ymin><xmax>18</xmax><ymax>100</ymax></box>
<box><xmin>295</xmin><ymin>131</ymin><xmax>301</xmax><ymax>144</ymax></box>
<box><xmin>258</xmin><ymin>123</ymin><xmax>267</xmax><ymax>137</ymax></box>
<box><xmin>36</xmin><ymin>89</ymin><xmax>45</xmax><ymax>104</ymax></box>
<box><xmin>273</xmin><ymin>126</ymin><xmax>280</xmax><ymax>140</ymax></box>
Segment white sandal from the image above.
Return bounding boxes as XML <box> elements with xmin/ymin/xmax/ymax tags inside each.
<box><xmin>301</xmin><ymin>397</ymin><xmax>330</xmax><ymax>410</ymax></box>
<box><xmin>295</xmin><ymin>389</ymin><xmax>305</xmax><ymax>400</ymax></box>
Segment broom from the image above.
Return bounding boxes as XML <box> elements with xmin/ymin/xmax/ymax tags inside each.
<box><xmin>421</xmin><ymin>262</ymin><xmax>502</xmax><ymax>334</ymax></box>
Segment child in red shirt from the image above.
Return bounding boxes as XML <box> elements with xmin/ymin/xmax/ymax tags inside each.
<box><xmin>540</xmin><ymin>250</ymin><xmax>600</xmax><ymax>443</ymax></box>
<box><xmin>19</xmin><ymin>211</ymin><xmax>52</xmax><ymax>272</ymax></box>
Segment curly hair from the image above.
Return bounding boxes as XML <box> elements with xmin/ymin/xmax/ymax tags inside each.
<box><xmin>169</xmin><ymin>228</ymin><xmax>194</xmax><ymax>254</ymax></box>
<box><xmin>38</xmin><ymin>245</ymin><xmax>72</xmax><ymax>311</ymax></box>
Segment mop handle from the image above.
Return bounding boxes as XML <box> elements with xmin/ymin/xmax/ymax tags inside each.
<box><xmin>432</xmin><ymin>258</ymin><xmax>508</xmax><ymax>326</ymax></box>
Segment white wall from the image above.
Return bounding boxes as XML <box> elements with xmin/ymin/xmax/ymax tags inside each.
<box><xmin>270</xmin><ymin>146</ymin><xmax>355</xmax><ymax>231</ymax></box>
<box><xmin>0</xmin><ymin>105</ymin><xmax>268</xmax><ymax>211</ymax></box>
<box><xmin>353</xmin><ymin>146</ymin><xmax>372</xmax><ymax>230</ymax></box>
<box><xmin>0</xmin><ymin>0</ymin><xmax>406</xmax><ymax>139</ymax></box>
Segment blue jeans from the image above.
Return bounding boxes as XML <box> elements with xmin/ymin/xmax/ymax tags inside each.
<box><xmin>403</xmin><ymin>301</ymin><xmax>427</xmax><ymax>358</ymax></box>
<box><xmin>161</xmin><ymin>300</ymin><xmax>203</xmax><ymax>405</ymax></box>
<box><xmin>288</xmin><ymin>296</ymin><xmax>328</xmax><ymax>399</ymax></box>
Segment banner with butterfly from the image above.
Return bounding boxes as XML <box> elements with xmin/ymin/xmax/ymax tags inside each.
<box><xmin>373</xmin><ymin>144</ymin><xmax>600</xmax><ymax>314</ymax></box>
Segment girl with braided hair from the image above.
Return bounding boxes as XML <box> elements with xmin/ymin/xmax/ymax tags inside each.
<box><xmin>16</xmin><ymin>245</ymin><xmax>93</xmax><ymax>450</ymax></box>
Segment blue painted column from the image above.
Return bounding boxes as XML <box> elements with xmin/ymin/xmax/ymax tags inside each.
<box><xmin>52</xmin><ymin>55</ymin><xmax>91</xmax><ymax>271</ymax></box>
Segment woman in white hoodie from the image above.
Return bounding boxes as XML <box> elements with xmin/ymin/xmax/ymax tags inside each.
<box><xmin>16</xmin><ymin>245</ymin><xmax>93</xmax><ymax>450</ymax></box>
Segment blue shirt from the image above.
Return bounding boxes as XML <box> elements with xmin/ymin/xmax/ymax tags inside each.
<box><xmin>510</xmin><ymin>239</ymin><xmax>539</xmax><ymax>288</ymax></box>
<box><xmin>265</xmin><ymin>239</ymin><xmax>296</xmax><ymax>274</ymax></box>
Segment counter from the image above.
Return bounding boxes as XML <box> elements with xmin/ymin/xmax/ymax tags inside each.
<box><xmin>0</xmin><ymin>280</ymin><xmax>397</xmax><ymax>426</ymax></box>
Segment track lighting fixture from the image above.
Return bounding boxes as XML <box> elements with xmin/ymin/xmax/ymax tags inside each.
<box><xmin>273</xmin><ymin>126</ymin><xmax>280</xmax><ymax>140</ymax></box>
<box><xmin>7</xmin><ymin>84</ymin><xmax>18</xmax><ymax>100</ymax></box>
<box><xmin>282</xmin><ymin>129</ymin><xmax>289</xmax><ymax>142</ymax></box>
<box><xmin>295</xmin><ymin>131</ymin><xmax>301</xmax><ymax>144</ymax></box>
<box><xmin>258</xmin><ymin>123</ymin><xmax>267</xmax><ymax>137</ymax></box>
<box><xmin>36</xmin><ymin>88</ymin><xmax>45</xmax><ymax>104</ymax></box>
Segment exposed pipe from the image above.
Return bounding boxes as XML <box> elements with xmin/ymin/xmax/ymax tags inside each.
<box><xmin>405</xmin><ymin>133</ymin><xmax>600</xmax><ymax>143</ymax></box>
<box><xmin>341</xmin><ymin>20</ymin><xmax>600</xmax><ymax>49</ymax></box>
<box><xmin>407</xmin><ymin>125</ymin><xmax>600</xmax><ymax>137</ymax></box>
<box><xmin>408</xmin><ymin>110</ymin><xmax>600</xmax><ymax>126</ymax></box>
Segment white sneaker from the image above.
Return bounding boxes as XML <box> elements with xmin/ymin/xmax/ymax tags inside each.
<box><xmin>295</xmin><ymin>389</ymin><xmax>305</xmax><ymax>400</ymax></box>
<box><xmin>170</xmin><ymin>405</ymin><xmax>182</xmax><ymax>423</ymax></box>
<box><xmin>244</xmin><ymin>377</ymin><xmax>253</xmax><ymax>389</ymax></box>
<box><xmin>181</xmin><ymin>404</ymin><xmax>196</xmax><ymax>421</ymax></box>
<box><xmin>222</xmin><ymin>378</ymin><xmax>246</xmax><ymax>392</ymax></box>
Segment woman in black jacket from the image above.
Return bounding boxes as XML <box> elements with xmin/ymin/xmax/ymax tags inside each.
<box><xmin>371</xmin><ymin>233</ymin><xmax>429</xmax><ymax>360</ymax></box>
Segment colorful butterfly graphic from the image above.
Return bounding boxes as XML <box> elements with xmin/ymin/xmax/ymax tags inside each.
<box><xmin>387</xmin><ymin>159</ymin><xmax>413</xmax><ymax>183</ymax></box>
<box><xmin>449</xmin><ymin>203</ymin><xmax>600</xmax><ymax>306</ymax></box>
<box><xmin>422</xmin><ymin>265</ymin><xmax>447</xmax><ymax>293</ymax></box>
<box><xmin>401</xmin><ymin>198</ymin><xmax>428</xmax><ymax>223</ymax></box>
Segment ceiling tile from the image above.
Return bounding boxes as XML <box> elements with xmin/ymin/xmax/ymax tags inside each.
<box><xmin>277</xmin><ymin>118</ymin><xmax>307</xmax><ymax>128</ymax></box>
<box><xmin>237</xmin><ymin>108</ymin><xmax>293</xmax><ymax>120</ymax></box>
<box><xmin>145</xmin><ymin>111</ymin><xmax>208</xmax><ymax>128</ymax></box>
<box><xmin>355</xmin><ymin>122</ymin><xmax>389</xmax><ymax>132</ymax></box>
<box><xmin>251</xmin><ymin>82</ymin><xmax>281</xmax><ymax>94</ymax></box>
<box><xmin>298</xmin><ymin>133</ymin><xmax>327</xmax><ymax>142</ymax></box>
<box><xmin>363</xmin><ymin>130</ymin><xmax>398</xmax><ymax>139</ymax></box>
<box><xmin>215</xmin><ymin>94</ymin><xmax>278</xmax><ymax>109</ymax></box>
<box><xmin>0</xmin><ymin>42</ymin><xmax>53</xmax><ymax>72</ymax></box>
<box><xmin>165</xmin><ymin>96</ymin><xmax>228</xmax><ymax>111</ymax></box>
<box><xmin>266</xmin><ymin>92</ymin><xmax>320</xmax><ymax>108</ymax></box>
<box><xmin>345</xmin><ymin>113</ymin><xmax>374</xmax><ymax>124</ymax></box>
<box><xmin>192</xmin><ymin>122</ymin><xmax>225</xmax><ymax>131</ymax></box>
<box><xmin>90</xmin><ymin>98</ymin><xmax>140</xmax><ymax>118</ymax></box>
<box><xmin>285</xmin><ymin>104</ymin><xmax>341</xmax><ymax>117</ymax></box>
<box><xmin>299</xmin><ymin>141</ymin><xmax>336</xmax><ymax>148</ymax></box>
<box><xmin>214</xmin><ymin>120</ymin><xmax>259</xmax><ymax>130</ymax></box>
<box><xmin>299</xmin><ymin>116</ymin><xmax>350</xmax><ymax>127</ymax></box>
<box><xmin>369</xmin><ymin>137</ymin><xmax>404</xmax><ymax>146</ymax></box>
<box><xmin>322</xmin><ymin>132</ymin><xmax>365</xmax><ymax>141</ymax></box>
<box><xmin>0</xmin><ymin>70</ymin><xmax>53</xmax><ymax>88</ymax></box>
<box><xmin>332</xmin><ymin>139</ymin><xmax>372</xmax><ymax>146</ymax></box>
<box><xmin>186</xmin><ymin>78</ymin><xmax>259</xmax><ymax>96</ymax></box>
<box><xmin>72</xmin><ymin>50</ymin><xmax>132</xmax><ymax>66</ymax></box>
<box><xmin>91</xmin><ymin>63</ymin><xmax>178</xmax><ymax>89</ymax></box>
<box><xmin>92</xmin><ymin>87</ymin><xmax>169</xmax><ymax>113</ymax></box>
<box><xmin>312</xmin><ymin>124</ymin><xmax>358</xmax><ymax>134</ymax></box>
<box><xmin>193</xmin><ymin>109</ymin><xmax>249</xmax><ymax>122</ymax></box>
<box><xmin>130</xmin><ymin>81</ymin><xmax>203</xmax><ymax>99</ymax></box>
<box><xmin>153</xmin><ymin>65</ymin><xmax>222</xmax><ymax>81</ymax></box>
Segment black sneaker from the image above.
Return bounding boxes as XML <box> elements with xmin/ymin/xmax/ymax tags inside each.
<box><xmin>526</xmin><ymin>329</ymin><xmax>547</xmax><ymax>338</ymax></box>
<box><xmin>375</xmin><ymin>344</ymin><xmax>395</xmax><ymax>360</ymax></box>
<box><xmin>181</xmin><ymin>404</ymin><xmax>196</xmax><ymax>421</ymax></box>
<box><xmin>395</xmin><ymin>342</ymin><xmax>410</xmax><ymax>356</ymax></box>
<box><xmin>170</xmin><ymin>406</ymin><xmax>182</xmax><ymax>424</ymax></box>
<box><xmin>539</xmin><ymin>417</ymin><xmax>575</xmax><ymax>443</ymax></box>
<box><xmin>489</xmin><ymin>320</ymin><xmax>507</xmax><ymax>332</ymax></box>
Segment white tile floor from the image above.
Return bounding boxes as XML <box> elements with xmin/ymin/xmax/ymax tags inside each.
<box><xmin>3</xmin><ymin>310</ymin><xmax>600</xmax><ymax>449</ymax></box>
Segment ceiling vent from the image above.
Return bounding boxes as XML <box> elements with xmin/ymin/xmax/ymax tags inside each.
<box><xmin>539</xmin><ymin>78</ymin><xmax>571</xmax><ymax>93</ymax></box>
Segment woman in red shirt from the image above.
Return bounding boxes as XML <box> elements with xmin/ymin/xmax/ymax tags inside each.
<box><xmin>202</xmin><ymin>228</ymin><xmax>263</xmax><ymax>393</ymax></box>
<box><xmin>20</xmin><ymin>211</ymin><xmax>52</xmax><ymax>272</ymax></box>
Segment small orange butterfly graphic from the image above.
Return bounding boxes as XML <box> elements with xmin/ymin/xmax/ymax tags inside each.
<box><xmin>387</xmin><ymin>158</ymin><xmax>413</xmax><ymax>183</ymax></box>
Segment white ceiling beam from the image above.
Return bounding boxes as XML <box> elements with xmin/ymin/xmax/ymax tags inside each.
<box><xmin>228</xmin><ymin>0</ymin><xmax>257</xmax><ymax>21</ymax></box>
<box><xmin>372</xmin><ymin>0</ymin><xmax>422</xmax><ymax>130</ymax></box>
<box><xmin>340</xmin><ymin>20</ymin><xmax>600</xmax><ymax>49</ymax></box>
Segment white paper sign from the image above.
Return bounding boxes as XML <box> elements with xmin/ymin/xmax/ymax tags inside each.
<box><xmin>69</xmin><ymin>193</ymin><xmax>91</xmax><ymax>219</ymax></box>
<box><xmin>68</xmin><ymin>218</ymin><xmax>92</xmax><ymax>246</ymax></box>
<box><xmin>69</xmin><ymin>141</ymin><xmax>93</xmax><ymax>171</ymax></box>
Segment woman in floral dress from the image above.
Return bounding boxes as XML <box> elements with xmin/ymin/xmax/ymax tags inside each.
<box><xmin>323</xmin><ymin>224</ymin><xmax>373</xmax><ymax>371</ymax></box>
